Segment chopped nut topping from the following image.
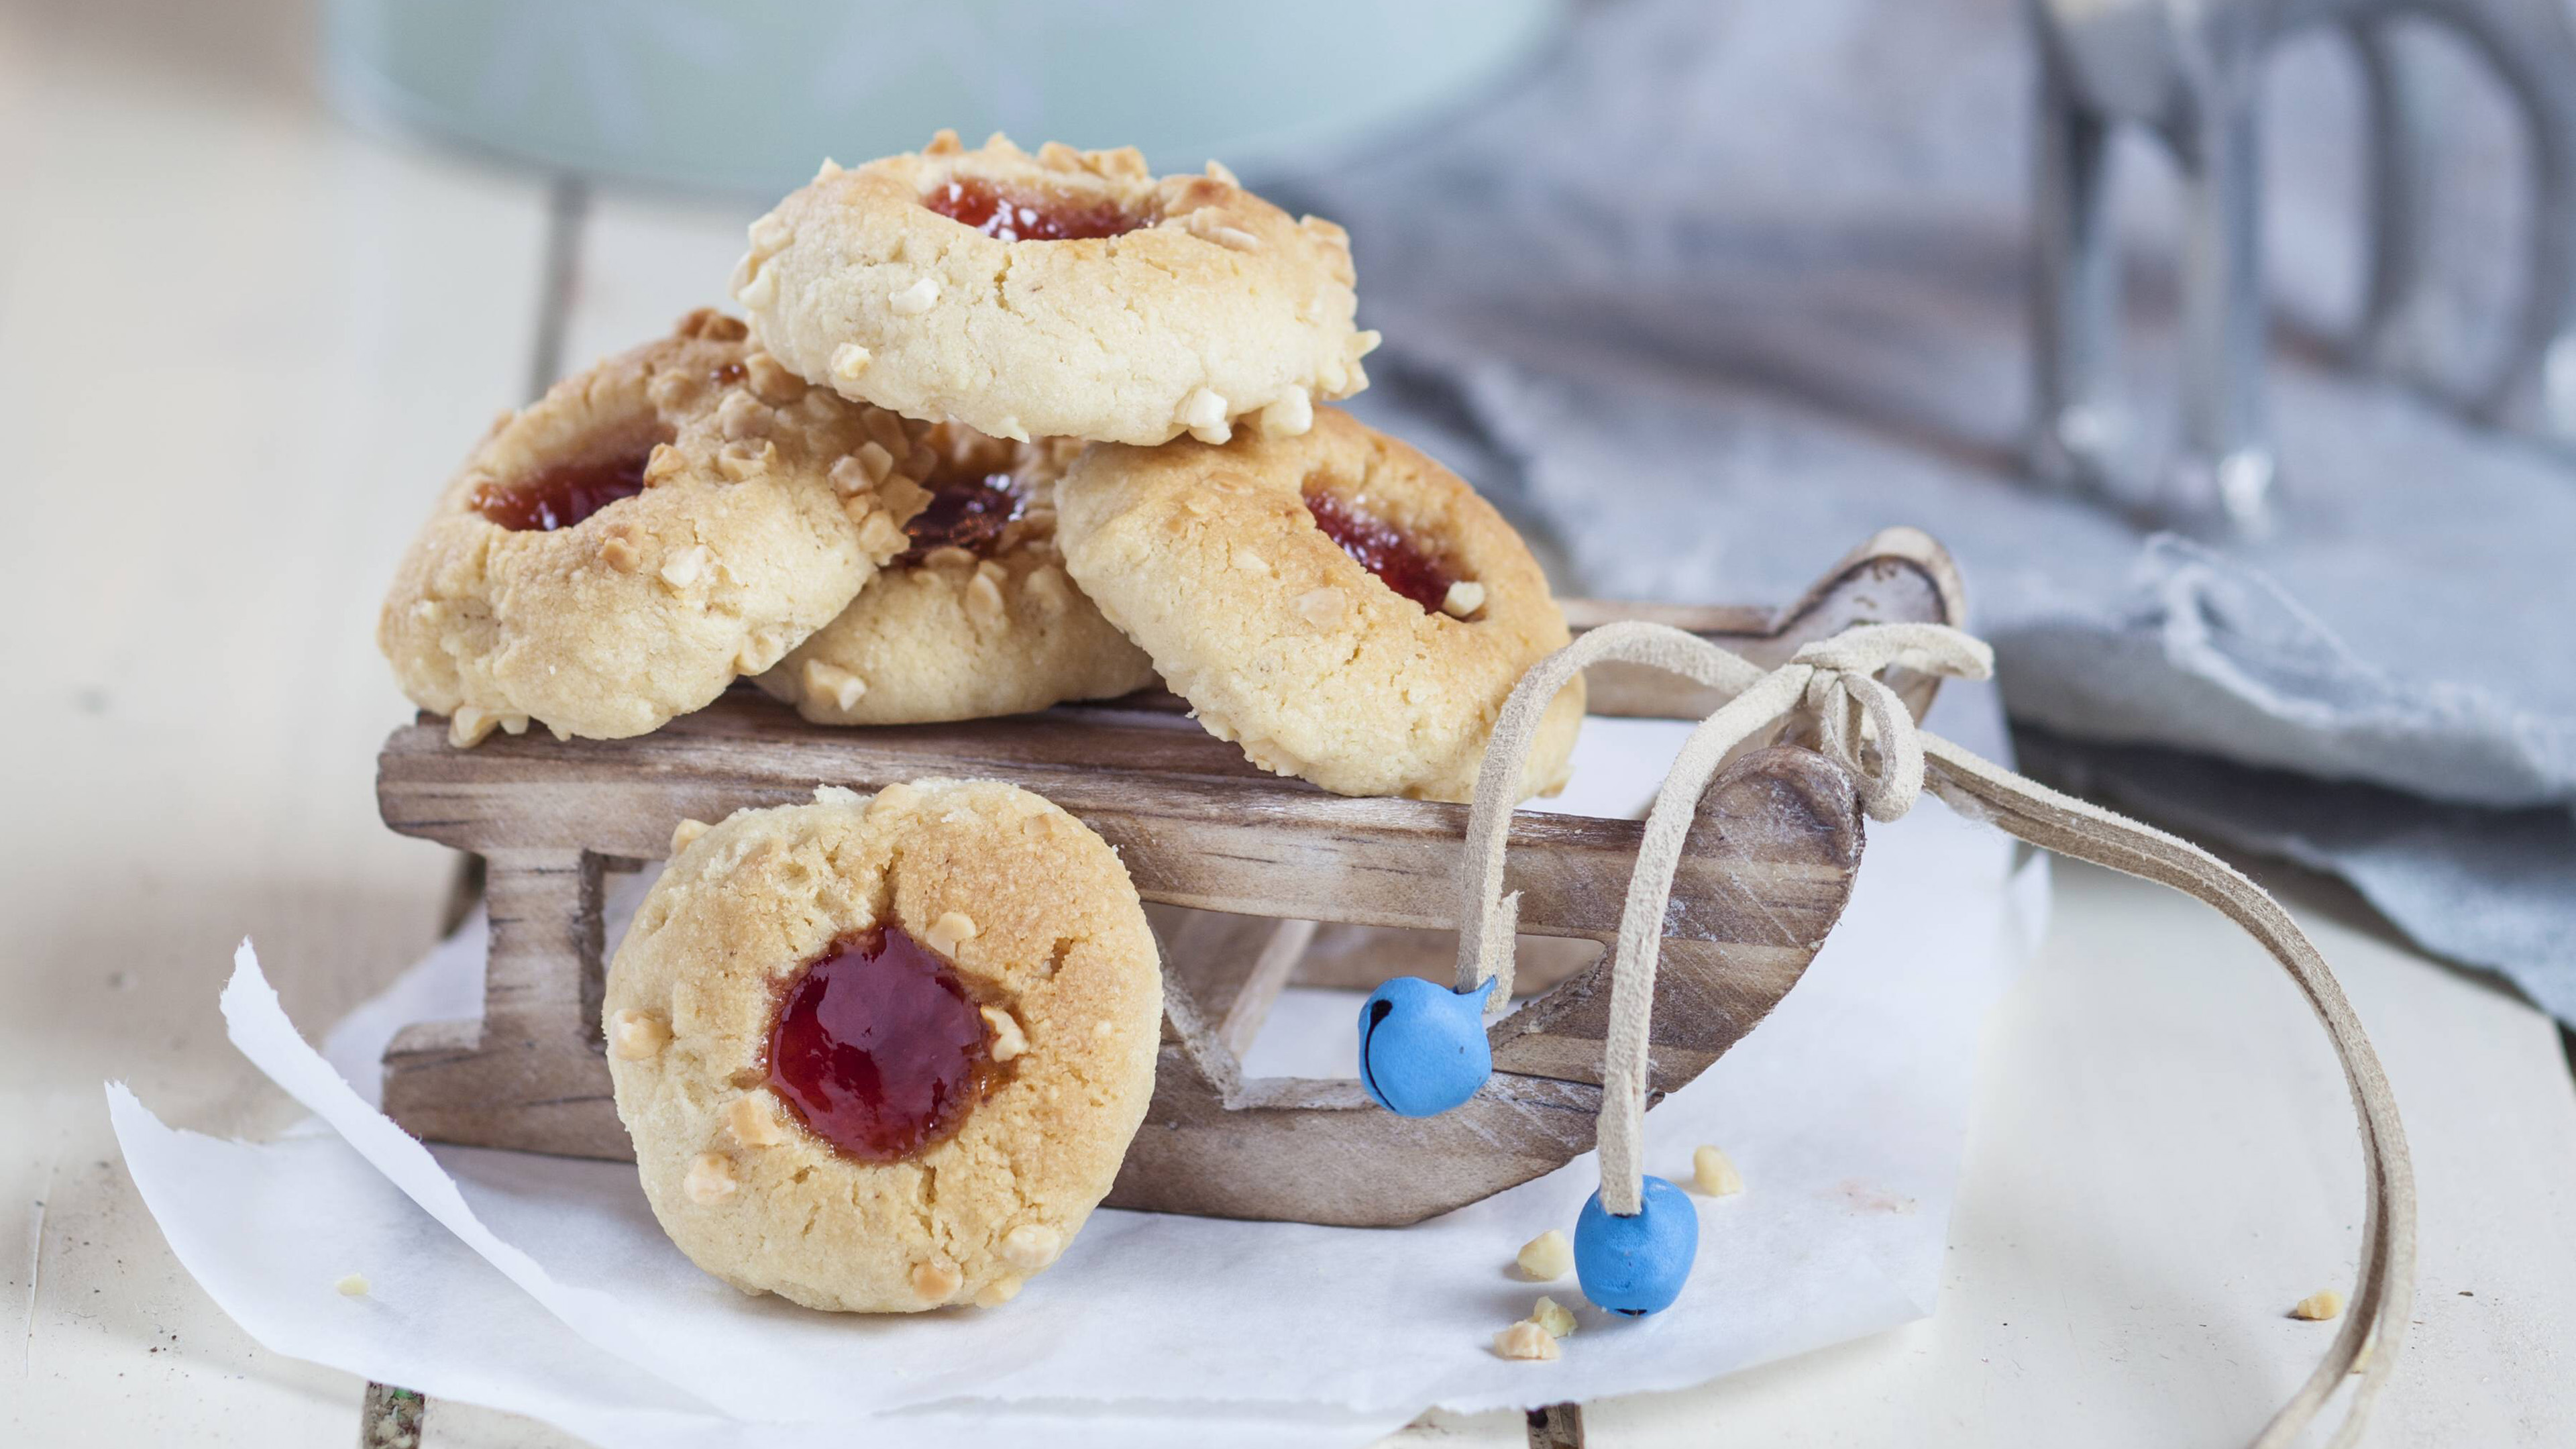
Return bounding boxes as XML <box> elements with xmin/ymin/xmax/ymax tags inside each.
<box><xmin>669</xmin><ymin>818</ymin><xmax>710</xmax><ymax>854</ymax></box>
<box><xmin>1493</xmin><ymin>1320</ymin><xmax>1560</xmax><ymax>1361</ymax></box>
<box><xmin>851</xmin><ymin>441</ymin><xmax>897</xmax><ymax>487</ymax></box>
<box><xmin>910</xmin><ymin>1258</ymin><xmax>963</xmax><ymax>1303</ymax></box>
<box><xmin>735</xmin><ymin>631</ymin><xmax>789</xmax><ymax>674</ymax></box>
<box><xmin>814</xmin><ymin>158</ymin><xmax>843</xmax><ymax>180</ymax></box>
<box><xmin>922</xmin><ymin>545</ymin><xmax>977</xmax><ymax>571</ymax></box>
<box><xmin>972</xmin><ymin>1275</ymin><xmax>1024</xmax><ymax>1308</ymax></box>
<box><xmin>925</xmin><ymin>129</ymin><xmax>963</xmax><ymax>156</ymax></box>
<box><xmin>981</xmin><ymin>1006</ymin><xmax>1029</xmax><ymax>1063</ymax></box>
<box><xmin>683</xmin><ymin>1151</ymin><xmax>737</xmax><ymax>1205</ymax></box>
<box><xmin>747</xmin><ymin>213</ymin><xmax>792</xmax><ymax>255</ymax></box>
<box><xmin>733</xmin><ymin>263</ymin><xmax>778</xmax><ymax>309</ymax></box>
<box><xmin>1692</xmin><ymin>1144</ymin><xmax>1744</xmax><ymax>1197</ymax></box>
<box><xmin>727</xmin><ymin>1094</ymin><xmax>787</xmax><ymax>1148</ymax></box>
<box><xmin>1532</xmin><ymin>1295</ymin><xmax>1577</xmax><ymax>1338</ymax></box>
<box><xmin>598</xmin><ymin>535</ymin><xmax>644</xmax><ymax>573</ymax></box>
<box><xmin>715</xmin><ymin>439</ymin><xmax>775</xmax><ymax>481</ymax></box>
<box><xmin>869</xmin><ymin>782</ymin><xmax>922</xmax><ymax>818</ymax></box>
<box><xmin>802</xmin><ymin>659</ymin><xmax>868</xmax><ymax>712</ymax></box>
<box><xmin>889</xmin><ymin>276</ymin><xmax>941</xmax><ymax>315</ymax></box>
<box><xmin>966</xmin><ymin>563</ymin><xmax>1008</xmax><ymax>625</ymax></box>
<box><xmin>1517</xmin><ymin>1229</ymin><xmax>1574</xmax><ymax>1281</ymax></box>
<box><xmin>646</xmin><ymin>370</ymin><xmax>692</xmax><ymax>412</ymax></box>
<box><xmin>924</xmin><ymin>910</ymin><xmax>979</xmax><ymax>957</ymax></box>
<box><xmin>335</xmin><ymin>1273</ymin><xmax>370</xmax><ymax>1297</ymax></box>
<box><xmin>1258</xmin><ymin>390</ymin><xmax>1313</xmax><ymax>437</ymax></box>
<box><xmin>1293</xmin><ymin>587</ymin><xmax>1346</xmax><ymax>627</ymax></box>
<box><xmin>858</xmin><ymin>511</ymin><xmax>910</xmax><ymax>557</ymax></box>
<box><xmin>448</xmin><ymin>706</ymin><xmax>502</xmax><ymax>749</ymax></box>
<box><xmin>716</xmin><ymin>391</ymin><xmax>770</xmax><ymax>441</ymax></box>
<box><xmin>610</xmin><ymin>1008</ymin><xmax>671</xmax><ymax>1060</ymax></box>
<box><xmin>1231</xmin><ymin>548</ymin><xmax>1270</xmax><ymax>574</ymax></box>
<box><xmin>1204</xmin><ymin>159</ymin><xmax>1240</xmax><ymax>187</ymax></box>
<box><xmin>745</xmin><ymin>352</ymin><xmax>807</xmax><ymax>405</ymax></box>
<box><xmin>1023</xmin><ymin>565</ymin><xmax>1072</xmax><ymax>616</ymax></box>
<box><xmin>877</xmin><ymin>474</ymin><xmax>931</xmax><ymax>521</ymax></box>
<box><xmin>2292</xmin><ymin>1289</ymin><xmax>2345</xmax><ymax>1322</ymax></box>
<box><xmin>830</xmin><ymin>342</ymin><xmax>873</xmax><ymax>382</ymax></box>
<box><xmin>826</xmin><ymin>455</ymin><xmax>871</xmax><ymax>498</ymax></box>
<box><xmin>1439</xmin><ymin>581</ymin><xmax>1488</xmax><ymax>620</ymax></box>
<box><xmin>1000</xmin><ymin>1223</ymin><xmax>1061</xmax><ymax>1272</ymax></box>
<box><xmin>659</xmin><ymin>544</ymin><xmax>715</xmax><ymax>590</ymax></box>
<box><xmin>1184</xmin><ymin>209</ymin><xmax>1262</xmax><ymax>252</ymax></box>
<box><xmin>1180</xmin><ymin>386</ymin><xmax>1232</xmax><ymax>443</ymax></box>
<box><xmin>863</xmin><ymin>409</ymin><xmax>909</xmax><ymax>455</ymax></box>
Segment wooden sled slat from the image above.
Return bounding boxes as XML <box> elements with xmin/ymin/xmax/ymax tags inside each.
<box><xmin>376</xmin><ymin>528</ymin><xmax>1964</xmax><ymax>1224</ymax></box>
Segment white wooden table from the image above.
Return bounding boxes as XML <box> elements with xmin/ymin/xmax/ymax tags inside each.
<box><xmin>4</xmin><ymin>3</ymin><xmax>2572</xmax><ymax>1444</ymax></box>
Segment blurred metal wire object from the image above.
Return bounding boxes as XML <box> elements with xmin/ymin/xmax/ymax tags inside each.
<box><xmin>2027</xmin><ymin>0</ymin><xmax>2576</xmax><ymax>531</ymax></box>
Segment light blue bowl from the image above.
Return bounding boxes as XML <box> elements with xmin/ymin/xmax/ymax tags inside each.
<box><xmin>327</xmin><ymin>0</ymin><xmax>1565</xmax><ymax>193</ymax></box>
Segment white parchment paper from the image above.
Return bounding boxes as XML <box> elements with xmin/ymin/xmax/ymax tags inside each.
<box><xmin>111</xmin><ymin>684</ymin><xmax>2043</xmax><ymax>1446</ymax></box>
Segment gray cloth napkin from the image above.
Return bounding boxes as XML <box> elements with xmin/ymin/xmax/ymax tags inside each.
<box><xmin>1281</xmin><ymin>0</ymin><xmax>2576</xmax><ymax>1019</ymax></box>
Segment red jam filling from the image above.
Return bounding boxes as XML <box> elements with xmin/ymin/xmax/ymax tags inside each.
<box><xmin>766</xmin><ymin>926</ymin><xmax>998</xmax><ymax>1163</ymax></box>
<box><xmin>472</xmin><ymin>447</ymin><xmax>654</xmax><ymax>531</ymax></box>
<box><xmin>897</xmin><ymin>471</ymin><xmax>1026</xmax><ymax>566</ymax></box>
<box><xmin>1303</xmin><ymin>488</ymin><xmax>1456</xmax><ymax>613</ymax></box>
<box><xmin>923</xmin><ymin>177</ymin><xmax>1138</xmax><ymax>242</ymax></box>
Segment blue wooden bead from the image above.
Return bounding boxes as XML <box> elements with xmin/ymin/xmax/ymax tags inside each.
<box><xmin>1574</xmin><ymin>1176</ymin><xmax>1699</xmax><ymax>1316</ymax></box>
<box><xmin>1356</xmin><ymin>976</ymin><xmax>1496</xmax><ymax>1117</ymax></box>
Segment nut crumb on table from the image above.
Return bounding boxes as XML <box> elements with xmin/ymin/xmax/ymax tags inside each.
<box><xmin>2292</xmin><ymin>1289</ymin><xmax>2345</xmax><ymax>1322</ymax></box>
<box><xmin>1494</xmin><ymin>1318</ymin><xmax>1560</xmax><ymax>1361</ymax></box>
<box><xmin>1532</xmin><ymin>1295</ymin><xmax>1577</xmax><ymax>1338</ymax></box>
<box><xmin>334</xmin><ymin>1273</ymin><xmax>369</xmax><ymax>1297</ymax></box>
<box><xmin>1693</xmin><ymin>1144</ymin><xmax>1744</xmax><ymax>1197</ymax></box>
<box><xmin>1517</xmin><ymin>1228</ymin><xmax>1574</xmax><ymax>1281</ymax></box>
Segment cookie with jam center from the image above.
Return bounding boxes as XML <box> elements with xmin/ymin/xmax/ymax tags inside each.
<box><xmin>731</xmin><ymin>130</ymin><xmax>1379</xmax><ymax>447</ymax></box>
<box><xmin>1057</xmin><ymin>407</ymin><xmax>1584</xmax><ymax>802</ymax></box>
<box><xmin>755</xmin><ymin>427</ymin><xmax>1157</xmax><ymax>724</ymax></box>
<box><xmin>378</xmin><ymin>309</ymin><xmax>929</xmax><ymax>744</ymax></box>
<box><xmin>603</xmin><ymin>780</ymin><xmax>1162</xmax><ymax>1313</ymax></box>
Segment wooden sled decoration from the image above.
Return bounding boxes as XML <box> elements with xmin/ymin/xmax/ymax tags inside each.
<box><xmin>376</xmin><ymin>527</ymin><xmax>1965</xmax><ymax>1227</ymax></box>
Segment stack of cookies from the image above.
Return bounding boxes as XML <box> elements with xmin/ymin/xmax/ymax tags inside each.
<box><xmin>376</xmin><ymin>133</ymin><xmax>1589</xmax><ymax>1313</ymax></box>
<box><xmin>381</xmin><ymin>130</ymin><xmax>1585</xmax><ymax>804</ymax></box>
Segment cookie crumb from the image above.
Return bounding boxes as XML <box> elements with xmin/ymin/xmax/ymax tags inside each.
<box><xmin>1439</xmin><ymin>580</ymin><xmax>1487</xmax><ymax>619</ymax></box>
<box><xmin>2292</xmin><ymin>1289</ymin><xmax>2345</xmax><ymax>1322</ymax></box>
<box><xmin>1531</xmin><ymin>1295</ymin><xmax>1577</xmax><ymax>1338</ymax></box>
<box><xmin>890</xmin><ymin>276</ymin><xmax>941</xmax><ymax>316</ymax></box>
<box><xmin>599</xmin><ymin>535</ymin><xmax>645</xmax><ymax>573</ymax></box>
<box><xmin>830</xmin><ymin>343</ymin><xmax>873</xmax><ymax>382</ymax></box>
<box><xmin>1692</xmin><ymin>1144</ymin><xmax>1744</xmax><ymax>1197</ymax></box>
<box><xmin>1517</xmin><ymin>1229</ymin><xmax>1574</xmax><ymax>1282</ymax></box>
<box><xmin>610</xmin><ymin>1008</ymin><xmax>671</xmax><ymax>1061</ymax></box>
<box><xmin>683</xmin><ymin>1152</ymin><xmax>738</xmax><ymax>1205</ymax></box>
<box><xmin>1493</xmin><ymin>1319</ymin><xmax>1560</xmax><ymax>1361</ymax></box>
<box><xmin>334</xmin><ymin>1273</ymin><xmax>370</xmax><ymax>1297</ymax></box>
<box><xmin>981</xmin><ymin>1006</ymin><xmax>1029</xmax><ymax>1063</ymax></box>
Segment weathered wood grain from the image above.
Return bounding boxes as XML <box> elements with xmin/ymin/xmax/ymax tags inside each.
<box><xmin>377</xmin><ymin>531</ymin><xmax>1961</xmax><ymax>1224</ymax></box>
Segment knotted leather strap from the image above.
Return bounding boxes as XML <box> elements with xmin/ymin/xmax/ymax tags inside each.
<box><xmin>1454</xmin><ymin>621</ymin><xmax>2412</xmax><ymax>1448</ymax></box>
